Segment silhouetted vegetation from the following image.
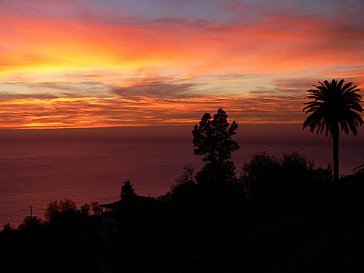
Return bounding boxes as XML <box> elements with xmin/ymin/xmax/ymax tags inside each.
<box><xmin>1</xmin><ymin>107</ymin><xmax>364</xmax><ymax>272</ymax></box>
<box><xmin>241</xmin><ymin>151</ymin><xmax>332</xmax><ymax>204</ymax></box>
<box><xmin>193</xmin><ymin>108</ymin><xmax>239</xmax><ymax>184</ymax></box>
<box><xmin>120</xmin><ymin>179</ymin><xmax>137</xmax><ymax>200</ymax></box>
<box><xmin>0</xmin><ymin>199</ymin><xmax>102</xmax><ymax>272</ymax></box>
<box><xmin>303</xmin><ymin>79</ymin><xmax>363</xmax><ymax>181</ymax></box>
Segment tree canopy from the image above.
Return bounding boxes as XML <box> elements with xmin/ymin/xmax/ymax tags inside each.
<box><xmin>303</xmin><ymin>79</ymin><xmax>363</xmax><ymax>181</ymax></box>
<box><xmin>192</xmin><ymin>108</ymin><xmax>239</xmax><ymax>164</ymax></box>
<box><xmin>120</xmin><ymin>179</ymin><xmax>137</xmax><ymax>200</ymax></box>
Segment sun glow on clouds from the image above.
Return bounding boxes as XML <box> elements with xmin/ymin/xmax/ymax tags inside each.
<box><xmin>0</xmin><ymin>0</ymin><xmax>363</xmax><ymax>128</ymax></box>
<box><xmin>0</xmin><ymin>94</ymin><xmax>306</xmax><ymax>129</ymax></box>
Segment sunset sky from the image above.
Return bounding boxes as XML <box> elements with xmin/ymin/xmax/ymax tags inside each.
<box><xmin>1</xmin><ymin>0</ymin><xmax>363</xmax><ymax>128</ymax></box>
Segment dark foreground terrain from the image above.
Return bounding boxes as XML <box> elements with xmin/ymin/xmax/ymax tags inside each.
<box><xmin>1</xmin><ymin>152</ymin><xmax>364</xmax><ymax>273</ymax></box>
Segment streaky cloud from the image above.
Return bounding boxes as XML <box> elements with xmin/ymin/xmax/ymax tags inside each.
<box><xmin>112</xmin><ymin>77</ymin><xmax>197</xmax><ymax>98</ymax></box>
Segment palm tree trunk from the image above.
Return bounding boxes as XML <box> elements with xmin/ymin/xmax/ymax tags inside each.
<box><xmin>333</xmin><ymin>133</ymin><xmax>339</xmax><ymax>182</ymax></box>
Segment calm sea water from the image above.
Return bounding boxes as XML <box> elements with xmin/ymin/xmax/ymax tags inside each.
<box><xmin>0</xmin><ymin>125</ymin><xmax>363</xmax><ymax>226</ymax></box>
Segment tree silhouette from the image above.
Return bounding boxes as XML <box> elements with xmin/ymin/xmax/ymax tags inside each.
<box><xmin>241</xmin><ymin>152</ymin><xmax>332</xmax><ymax>203</ymax></box>
<box><xmin>193</xmin><ymin>108</ymin><xmax>239</xmax><ymax>184</ymax></box>
<box><xmin>120</xmin><ymin>179</ymin><xmax>137</xmax><ymax>200</ymax></box>
<box><xmin>193</xmin><ymin>108</ymin><xmax>239</xmax><ymax>164</ymax></box>
<box><xmin>303</xmin><ymin>79</ymin><xmax>363</xmax><ymax>181</ymax></box>
<box><xmin>45</xmin><ymin>199</ymin><xmax>77</xmax><ymax>222</ymax></box>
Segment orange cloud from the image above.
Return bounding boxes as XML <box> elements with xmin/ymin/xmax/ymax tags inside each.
<box><xmin>2</xmin><ymin>9</ymin><xmax>363</xmax><ymax>76</ymax></box>
<box><xmin>1</xmin><ymin>1</ymin><xmax>363</xmax><ymax>128</ymax></box>
<box><xmin>0</xmin><ymin>90</ymin><xmax>308</xmax><ymax>129</ymax></box>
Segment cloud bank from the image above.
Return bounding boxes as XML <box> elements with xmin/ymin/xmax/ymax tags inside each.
<box><xmin>0</xmin><ymin>0</ymin><xmax>363</xmax><ymax>128</ymax></box>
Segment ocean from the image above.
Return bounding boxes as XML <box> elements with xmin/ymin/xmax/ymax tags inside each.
<box><xmin>0</xmin><ymin>125</ymin><xmax>363</xmax><ymax>226</ymax></box>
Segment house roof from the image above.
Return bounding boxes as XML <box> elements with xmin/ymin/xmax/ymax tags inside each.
<box><xmin>99</xmin><ymin>195</ymin><xmax>160</xmax><ymax>210</ymax></box>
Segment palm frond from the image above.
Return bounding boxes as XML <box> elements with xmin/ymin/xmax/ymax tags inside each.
<box><xmin>303</xmin><ymin>79</ymin><xmax>363</xmax><ymax>137</ymax></box>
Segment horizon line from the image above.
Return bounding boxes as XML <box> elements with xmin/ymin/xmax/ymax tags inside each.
<box><xmin>0</xmin><ymin>122</ymin><xmax>304</xmax><ymax>131</ymax></box>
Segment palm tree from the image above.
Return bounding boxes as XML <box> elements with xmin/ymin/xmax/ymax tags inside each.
<box><xmin>303</xmin><ymin>79</ymin><xmax>363</xmax><ymax>181</ymax></box>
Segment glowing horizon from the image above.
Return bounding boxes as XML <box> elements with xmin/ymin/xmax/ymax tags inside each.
<box><xmin>1</xmin><ymin>0</ymin><xmax>363</xmax><ymax>128</ymax></box>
